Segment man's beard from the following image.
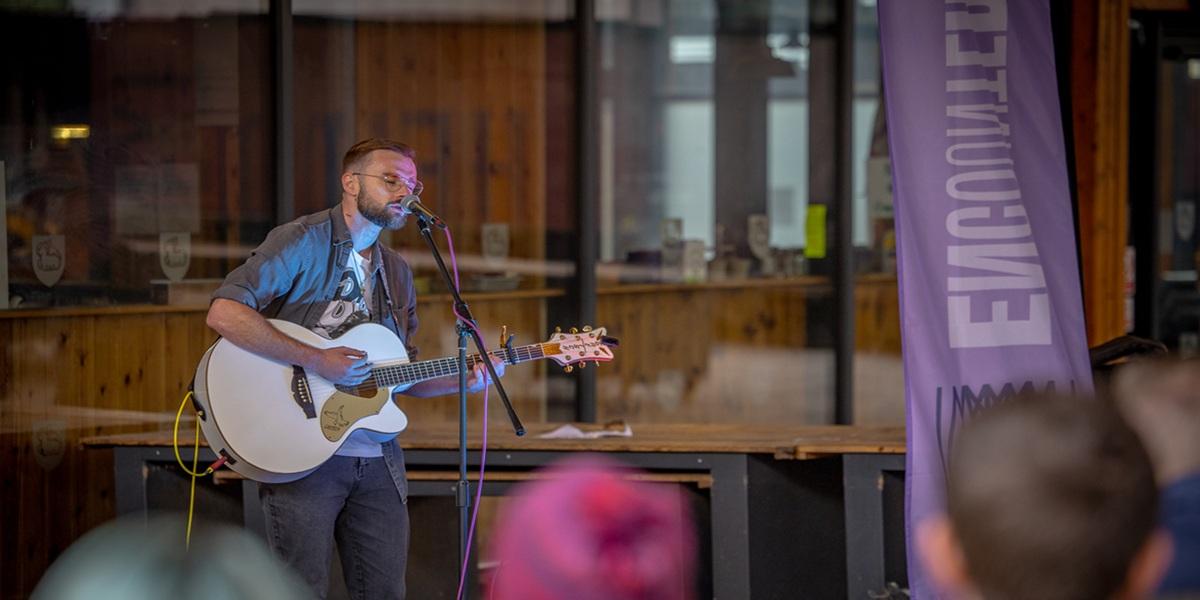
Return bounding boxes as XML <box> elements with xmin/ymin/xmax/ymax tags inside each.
<box><xmin>357</xmin><ymin>189</ymin><xmax>407</xmax><ymax>230</ymax></box>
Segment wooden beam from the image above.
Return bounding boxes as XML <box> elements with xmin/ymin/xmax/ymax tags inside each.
<box><xmin>1072</xmin><ymin>0</ymin><xmax>1131</xmax><ymax>345</ymax></box>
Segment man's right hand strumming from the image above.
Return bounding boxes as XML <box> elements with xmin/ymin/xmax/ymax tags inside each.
<box><xmin>312</xmin><ymin>346</ymin><xmax>371</xmax><ymax>386</ymax></box>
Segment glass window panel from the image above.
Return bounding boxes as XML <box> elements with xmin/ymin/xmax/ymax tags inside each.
<box><xmin>0</xmin><ymin>4</ymin><xmax>271</xmax><ymax>596</ymax></box>
<box><xmin>595</xmin><ymin>0</ymin><xmax>837</xmax><ymax>425</ymax></box>
<box><xmin>2</xmin><ymin>1</ymin><xmax>272</xmax><ymax>309</ymax></box>
<box><xmin>851</xmin><ymin>0</ymin><xmax>902</xmax><ymax>425</ymax></box>
<box><xmin>1150</xmin><ymin>42</ymin><xmax>1200</xmax><ymax>353</ymax></box>
<box><xmin>289</xmin><ymin>1</ymin><xmax>577</xmax><ymax>424</ymax></box>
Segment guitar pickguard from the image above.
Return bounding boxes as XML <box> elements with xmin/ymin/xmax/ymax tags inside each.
<box><xmin>319</xmin><ymin>388</ymin><xmax>391</xmax><ymax>442</ymax></box>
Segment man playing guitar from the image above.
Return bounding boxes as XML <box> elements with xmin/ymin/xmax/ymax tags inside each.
<box><xmin>206</xmin><ymin>139</ymin><xmax>504</xmax><ymax>599</ymax></box>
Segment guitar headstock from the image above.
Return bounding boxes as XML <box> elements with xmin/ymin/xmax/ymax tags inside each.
<box><xmin>542</xmin><ymin>326</ymin><xmax>618</xmax><ymax>371</ymax></box>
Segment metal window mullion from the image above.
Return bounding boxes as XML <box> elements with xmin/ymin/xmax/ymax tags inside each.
<box><xmin>575</xmin><ymin>0</ymin><xmax>599</xmax><ymax>422</ymax></box>
<box><xmin>833</xmin><ymin>0</ymin><xmax>856</xmax><ymax>425</ymax></box>
<box><xmin>273</xmin><ymin>0</ymin><xmax>294</xmax><ymax>224</ymax></box>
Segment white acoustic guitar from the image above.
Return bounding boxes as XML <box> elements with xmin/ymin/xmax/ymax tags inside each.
<box><xmin>193</xmin><ymin>319</ymin><xmax>617</xmax><ymax>483</ymax></box>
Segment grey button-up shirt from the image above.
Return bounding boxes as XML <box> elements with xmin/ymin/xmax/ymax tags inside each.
<box><xmin>212</xmin><ymin>206</ymin><xmax>418</xmax><ymax>498</ymax></box>
<box><xmin>212</xmin><ymin>207</ymin><xmax>419</xmax><ymax>358</ymax></box>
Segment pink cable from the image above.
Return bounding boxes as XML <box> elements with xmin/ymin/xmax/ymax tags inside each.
<box><xmin>444</xmin><ymin>227</ymin><xmax>490</xmax><ymax>600</ymax></box>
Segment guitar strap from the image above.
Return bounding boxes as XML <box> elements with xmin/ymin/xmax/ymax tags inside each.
<box><xmin>376</xmin><ymin>251</ymin><xmax>404</xmax><ymax>337</ymax></box>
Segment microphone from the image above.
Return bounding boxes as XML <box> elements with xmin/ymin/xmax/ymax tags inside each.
<box><xmin>400</xmin><ymin>194</ymin><xmax>447</xmax><ymax>230</ymax></box>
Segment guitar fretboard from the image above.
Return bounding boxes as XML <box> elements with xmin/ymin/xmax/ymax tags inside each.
<box><xmin>370</xmin><ymin>344</ymin><xmax>547</xmax><ymax>388</ymax></box>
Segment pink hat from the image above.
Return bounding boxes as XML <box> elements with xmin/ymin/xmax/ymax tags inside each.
<box><xmin>487</xmin><ymin>455</ymin><xmax>696</xmax><ymax>600</ymax></box>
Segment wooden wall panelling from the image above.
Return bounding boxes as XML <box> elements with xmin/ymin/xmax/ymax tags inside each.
<box><xmin>83</xmin><ymin>16</ymin><xmax>275</xmax><ymax>289</ymax></box>
<box><xmin>353</xmin><ymin>21</ymin><xmax>547</xmax><ymax>266</ymax></box>
<box><xmin>595</xmin><ymin>289</ymin><xmax>716</xmax><ymax>422</ymax></box>
<box><xmin>484</xmin><ymin>24</ymin><xmax>547</xmax><ymax>268</ymax></box>
<box><xmin>230</xmin><ymin>14</ymin><xmax>275</xmax><ymax>278</ymax></box>
<box><xmin>596</xmin><ymin>285</ymin><xmax>821</xmax><ymax>424</ymax></box>
<box><xmin>293</xmin><ymin>17</ymin><xmax>357</xmax><ymax>217</ymax></box>
<box><xmin>0</xmin><ymin>280</ymin><xmax>892</xmax><ymax>594</ymax></box>
<box><xmin>1072</xmin><ymin>0</ymin><xmax>1132</xmax><ymax>345</ymax></box>
<box><xmin>0</xmin><ymin>294</ymin><xmax>545</xmax><ymax>596</ymax></box>
<box><xmin>197</xmin><ymin>126</ymin><xmax>240</xmax><ymax>279</ymax></box>
<box><xmin>39</xmin><ymin>316</ymin><xmax>103</xmax><ymax>572</ymax></box>
<box><xmin>543</xmin><ymin>24</ymin><xmax>578</xmax><ymax>238</ymax></box>
<box><xmin>854</xmin><ymin>276</ymin><xmax>901</xmax><ymax>355</ymax></box>
<box><xmin>594</xmin><ymin>279</ymin><xmax>901</xmax><ymax>426</ymax></box>
<box><xmin>82</xmin><ymin>15</ymin><xmax>274</xmax><ymax>287</ymax></box>
<box><xmin>0</xmin><ymin>311</ymin><xmax>220</xmax><ymax>599</ymax></box>
<box><xmin>2</xmin><ymin>316</ymin><xmax>55</xmax><ymax>598</ymax></box>
<box><xmin>97</xmin><ymin>21</ymin><xmax>201</xmax><ymax>291</ymax></box>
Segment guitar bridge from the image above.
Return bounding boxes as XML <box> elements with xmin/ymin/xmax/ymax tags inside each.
<box><xmin>291</xmin><ymin>366</ymin><xmax>317</xmax><ymax>419</ymax></box>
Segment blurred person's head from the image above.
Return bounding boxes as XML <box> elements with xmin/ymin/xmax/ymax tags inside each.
<box><xmin>488</xmin><ymin>455</ymin><xmax>696</xmax><ymax>600</ymax></box>
<box><xmin>918</xmin><ymin>394</ymin><xmax>1172</xmax><ymax>600</ymax></box>
<box><xmin>33</xmin><ymin>513</ymin><xmax>311</xmax><ymax>600</ymax></box>
<box><xmin>1113</xmin><ymin>357</ymin><xmax>1200</xmax><ymax>485</ymax></box>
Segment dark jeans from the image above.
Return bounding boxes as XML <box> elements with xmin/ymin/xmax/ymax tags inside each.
<box><xmin>260</xmin><ymin>448</ymin><xmax>410</xmax><ymax>600</ymax></box>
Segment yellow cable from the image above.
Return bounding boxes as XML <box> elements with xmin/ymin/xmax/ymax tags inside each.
<box><xmin>173</xmin><ymin>391</ymin><xmax>212</xmax><ymax>477</ymax></box>
<box><xmin>187</xmin><ymin>414</ymin><xmax>202</xmax><ymax>549</ymax></box>
<box><xmin>173</xmin><ymin>391</ymin><xmax>213</xmax><ymax>549</ymax></box>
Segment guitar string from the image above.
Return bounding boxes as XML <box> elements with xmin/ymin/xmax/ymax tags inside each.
<box><xmin>301</xmin><ymin>344</ymin><xmax>553</xmax><ymax>399</ymax></box>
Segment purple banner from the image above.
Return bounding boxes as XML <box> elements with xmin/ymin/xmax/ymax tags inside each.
<box><xmin>877</xmin><ymin>1</ymin><xmax>1093</xmax><ymax>596</ymax></box>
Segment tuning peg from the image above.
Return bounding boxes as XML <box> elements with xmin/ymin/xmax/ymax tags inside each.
<box><xmin>582</xmin><ymin>325</ymin><xmax>592</xmax><ymax>332</ymax></box>
<box><xmin>570</xmin><ymin>327</ymin><xmax>579</xmax><ymax>334</ymax></box>
<box><xmin>499</xmin><ymin>325</ymin><xmax>508</xmax><ymax>347</ymax></box>
<box><xmin>564</xmin><ymin>365</ymin><xmax>574</xmax><ymax>373</ymax></box>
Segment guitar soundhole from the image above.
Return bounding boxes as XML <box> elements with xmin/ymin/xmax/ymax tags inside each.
<box><xmin>335</xmin><ymin>381</ymin><xmax>379</xmax><ymax>399</ymax></box>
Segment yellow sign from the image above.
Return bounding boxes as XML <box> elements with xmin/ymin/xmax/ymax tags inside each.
<box><xmin>805</xmin><ymin>204</ymin><xmax>827</xmax><ymax>259</ymax></box>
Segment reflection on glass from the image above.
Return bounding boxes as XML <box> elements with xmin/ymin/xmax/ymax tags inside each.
<box><xmin>1151</xmin><ymin>50</ymin><xmax>1200</xmax><ymax>352</ymax></box>
<box><xmin>2</xmin><ymin>2</ymin><xmax>272</xmax><ymax>309</ymax></box>
<box><xmin>850</xmin><ymin>0</ymin><xmax>903</xmax><ymax>425</ymax></box>
<box><xmin>595</xmin><ymin>0</ymin><xmax>838</xmax><ymax>425</ymax></box>
<box><xmin>291</xmin><ymin>1</ymin><xmax>575</xmax><ymax>297</ymax></box>
<box><xmin>288</xmin><ymin>1</ymin><xmax>578</xmax><ymax>427</ymax></box>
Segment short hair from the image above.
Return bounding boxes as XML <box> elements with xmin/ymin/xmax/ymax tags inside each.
<box><xmin>946</xmin><ymin>394</ymin><xmax>1159</xmax><ymax>600</ymax></box>
<box><xmin>341</xmin><ymin>138</ymin><xmax>415</xmax><ymax>174</ymax></box>
<box><xmin>32</xmin><ymin>514</ymin><xmax>311</xmax><ymax>600</ymax></box>
<box><xmin>488</xmin><ymin>455</ymin><xmax>696</xmax><ymax>600</ymax></box>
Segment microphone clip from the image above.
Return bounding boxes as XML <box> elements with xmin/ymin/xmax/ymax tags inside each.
<box><xmin>402</xmin><ymin>195</ymin><xmax>447</xmax><ymax>230</ymax></box>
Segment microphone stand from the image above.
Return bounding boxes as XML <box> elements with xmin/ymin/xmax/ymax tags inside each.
<box><xmin>416</xmin><ymin>215</ymin><xmax>525</xmax><ymax>599</ymax></box>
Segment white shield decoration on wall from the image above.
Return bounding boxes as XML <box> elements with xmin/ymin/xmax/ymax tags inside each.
<box><xmin>748</xmin><ymin>214</ymin><xmax>771</xmax><ymax>261</ymax></box>
<box><xmin>1175</xmin><ymin>201</ymin><xmax>1195</xmax><ymax>243</ymax></box>
<box><xmin>32</xmin><ymin>419</ymin><xmax>67</xmax><ymax>471</ymax></box>
<box><xmin>481</xmin><ymin>223</ymin><xmax>509</xmax><ymax>261</ymax></box>
<box><xmin>160</xmin><ymin>232</ymin><xmax>191</xmax><ymax>282</ymax></box>
<box><xmin>32</xmin><ymin>234</ymin><xmax>65</xmax><ymax>287</ymax></box>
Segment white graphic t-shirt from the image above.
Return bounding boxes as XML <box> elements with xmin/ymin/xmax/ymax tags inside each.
<box><xmin>313</xmin><ymin>250</ymin><xmax>372</xmax><ymax>340</ymax></box>
<box><xmin>314</xmin><ymin>249</ymin><xmax>393</xmax><ymax>457</ymax></box>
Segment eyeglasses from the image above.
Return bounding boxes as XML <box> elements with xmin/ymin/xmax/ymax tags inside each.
<box><xmin>353</xmin><ymin>172</ymin><xmax>423</xmax><ymax>196</ymax></box>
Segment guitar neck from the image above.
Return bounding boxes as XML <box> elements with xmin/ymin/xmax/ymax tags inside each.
<box><xmin>370</xmin><ymin>344</ymin><xmax>547</xmax><ymax>388</ymax></box>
